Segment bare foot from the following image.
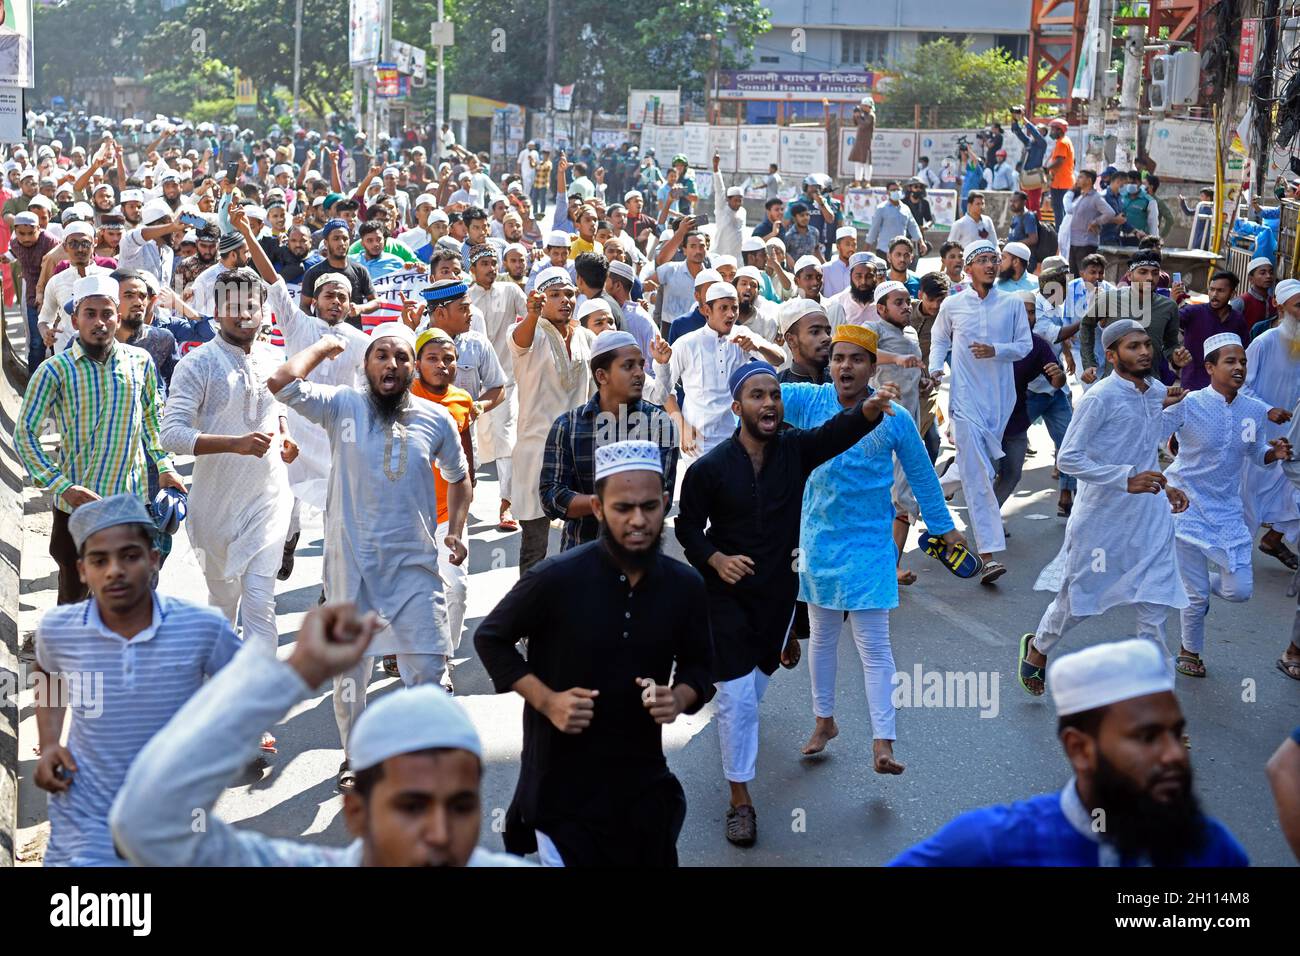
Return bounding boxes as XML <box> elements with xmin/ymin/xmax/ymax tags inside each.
<box><xmin>801</xmin><ymin>717</ymin><xmax>839</xmax><ymax>755</ymax></box>
<box><xmin>897</xmin><ymin>567</ymin><xmax>917</xmax><ymax>585</ymax></box>
<box><xmin>873</xmin><ymin>739</ymin><xmax>905</xmax><ymax>775</ymax></box>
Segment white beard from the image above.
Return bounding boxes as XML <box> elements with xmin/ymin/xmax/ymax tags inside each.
<box><xmin>1282</xmin><ymin>313</ymin><xmax>1300</xmax><ymax>344</ymax></box>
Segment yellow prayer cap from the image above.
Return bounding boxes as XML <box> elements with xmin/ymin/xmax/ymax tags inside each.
<box><xmin>831</xmin><ymin>323</ymin><xmax>878</xmax><ymax>355</ymax></box>
<box><xmin>415</xmin><ymin>327</ymin><xmax>456</xmax><ymax>357</ymax></box>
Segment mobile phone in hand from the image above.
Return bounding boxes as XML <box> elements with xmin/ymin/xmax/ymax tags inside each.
<box><xmin>225</xmin><ymin>160</ymin><xmax>240</xmax><ymax>182</ymax></box>
<box><xmin>178</xmin><ymin>211</ymin><xmax>208</xmax><ymax>230</ymax></box>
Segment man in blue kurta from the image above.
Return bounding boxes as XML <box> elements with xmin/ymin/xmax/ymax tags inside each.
<box><xmin>890</xmin><ymin>638</ymin><xmax>1249</xmax><ymax>866</ymax></box>
<box><xmin>782</xmin><ymin>322</ymin><xmax>963</xmax><ymax>773</ymax></box>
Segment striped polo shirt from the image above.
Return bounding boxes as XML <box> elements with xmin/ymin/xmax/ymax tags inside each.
<box><xmin>16</xmin><ymin>339</ymin><xmax>176</xmax><ymax>512</ymax></box>
<box><xmin>35</xmin><ymin>593</ymin><xmax>242</xmax><ymax>866</ymax></box>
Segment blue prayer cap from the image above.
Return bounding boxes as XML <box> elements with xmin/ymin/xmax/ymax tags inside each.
<box><xmin>321</xmin><ymin>218</ymin><xmax>349</xmax><ymax>238</ymax></box>
<box><xmin>422</xmin><ymin>279</ymin><xmax>468</xmax><ymax>304</ymax></box>
<box><xmin>728</xmin><ymin>360</ymin><xmax>778</xmax><ymax>400</ymax></box>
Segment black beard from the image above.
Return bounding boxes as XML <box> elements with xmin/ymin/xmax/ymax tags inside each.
<box><xmin>850</xmin><ymin>283</ymin><xmax>875</xmax><ymax>304</ymax></box>
<box><xmin>120</xmin><ymin>312</ymin><xmax>145</xmax><ymax>332</ymax></box>
<box><xmin>738</xmin><ymin>299</ymin><xmax>755</xmax><ymax>317</ymax></box>
<box><xmin>366</xmin><ymin>379</ymin><xmax>412</xmax><ymax>426</ymax></box>
<box><xmin>1091</xmin><ymin>752</ymin><xmax>1206</xmax><ymax>865</ymax></box>
<box><xmin>600</xmin><ymin>518</ymin><xmax>662</xmax><ymax>572</ymax></box>
<box><xmin>998</xmin><ymin>266</ymin><xmax>1017</xmax><ymax>282</ymax></box>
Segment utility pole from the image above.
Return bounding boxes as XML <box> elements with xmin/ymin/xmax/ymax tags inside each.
<box><xmin>292</xmin><ymin>0</ymin><xmax>303</xmax><ymax>121</ymax></box>
<box><xmin>545</xmin><ymin>0</ymin><xmax>557</xmax><ymax>148</ymax></box>
<box><xmin>1085</xmin><ymin>0</ymin><xmax>1114</xmax><ymax>171</ymax></box>
<box><xmin>1114</xmin><ymin>24</ymin><xmax>1145</xmax><ymax>170</ymax></box>
<box><xmin>378</xmin><ymin>0</ymin><xmax>393</xmax><ymax>148</ymax></box>
<box><xmin>435</xmin><ymin>0</ymin><xmax>446</xmax><ymax>140</ymax></box>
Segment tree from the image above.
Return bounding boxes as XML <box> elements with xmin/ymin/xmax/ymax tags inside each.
<box><xmin>877</xmin><ymin>38</ymin><xmax>1027</xmax><ymax>128</ymax></box>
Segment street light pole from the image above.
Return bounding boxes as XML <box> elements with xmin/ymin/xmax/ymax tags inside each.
<box><xmin>436</xmin><ymin>0</ymin><xmax>445</xmax><ymax>140</ymax></box>
<box><xmin>292</xmin><ymin>0</ymin><xmax>303</xmax><ymax>120</ymax></box>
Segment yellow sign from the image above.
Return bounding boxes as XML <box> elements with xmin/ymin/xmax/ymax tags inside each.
<box><xmin>235</xmin><ymin>69</ymin><xmax>257</xmax><ymax>117</ymax></box>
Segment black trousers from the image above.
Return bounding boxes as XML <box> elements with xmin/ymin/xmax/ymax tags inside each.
<box><xmin>519</xmin><ymin>517</ymin><xmax>551</xmax><ymax>577</ymax></box>
<box><xmin>50</xmin><ymin>507</ymin><xmax>88</xmax><ymax>605</ymax></box>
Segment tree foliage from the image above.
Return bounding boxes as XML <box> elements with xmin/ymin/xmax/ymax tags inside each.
<box><xmin>877</xmin><ymin>38</ymin><xmax>1027</xmax><ymax>128</ymax></box>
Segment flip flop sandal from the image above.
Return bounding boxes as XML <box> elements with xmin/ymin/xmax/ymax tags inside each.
<box><xmin>260</xmin><ymin>732</ymin><xmax>278</xmax><ymax>755</ymax></box>
<box><xmin>337</xmin><ymin>761</ymin><xmax>356</xmax><ymax>792</ymax></box>
<box><xmin>725</xmin><ymin>805</ymin><xmax>757</xmax><ymax>847</ymax></box>
<box><xmin>921</xmin><ymin>532</ymin><xmax>984</xmax><ymax>578</ymax></box>
<box><xmin>1018</xmin><ymin>633</ymin><xmax>1046</xmax><ymax>697</ymax></box>
<box><xmin>1175</xmin><ymin>653</ymin><xmax>1206</xmax><ymax>678</ymax></box>
<box><xmin>497</xmin><ymin>517</ymin><xmax>520</xmax><ymax>532</ymax></box>
<box><xmin>1260</xmin><ymin>540</ymin><xmax>1300</xmax><ymax>570</ymax></box>
<box><xmin>1277</xmin><ymin>657</ymin><xmax>1300</xmax><ymax>681</ymax></box>
<box><xmin>980</xmin><ymin>561</ymin><xmax>1007</xmax><ymax>586</ymax></box>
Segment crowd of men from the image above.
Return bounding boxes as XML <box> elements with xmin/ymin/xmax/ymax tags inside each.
<box><xmin>9</xmin><ymin>111</ymin><xmax>1300</xmax><ymax>869</ymax></box>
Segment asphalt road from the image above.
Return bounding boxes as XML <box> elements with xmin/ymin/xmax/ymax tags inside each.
<box><xmin>17</xmin><ymin>413</ymin><xmax>1300</xmax><ymax>866</ymax></box>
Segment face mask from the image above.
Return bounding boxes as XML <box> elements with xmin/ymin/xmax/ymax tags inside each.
<box><xmin>889</xmin><ymin>190</ymin><xmax>903</xmax><ymax>201</ymax></box>
<box><xmin>1124</xmin><ymin>184</ymin><xmax>1138</xmax><ymax>195</ymax></box>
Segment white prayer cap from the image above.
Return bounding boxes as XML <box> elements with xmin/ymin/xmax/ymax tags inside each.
<box><xmin>27</xmin><ymin>195</ymin><xmax>54</xmax><ymax>211</ymax></box>
<box><xmin>13</xmin><ymin>211</ymin><xmax>39</xmax><ymax>227</ymax></box>
<box><xmin>1247</xmin><ymin>256</ymin><xmax>1273</xmax><ymax>275</ymax></box>
<box><xmin>777</xmin><ymin>297</ymin><xmax>827</xmax><ymax>334</ymax></box>
<box><xmin>350</xmin><ymin>685</ymin><xmax>482</xmax><ymax>773</ymax></box>
<box><xmin>1101</xmin><ymin>318</ymin><xmax>1146</xmax><ymax>350</ymax></box>
<box><xmin>591</xmin><ymin>329</ymin><xmax>639</xmax><ymax>358</ymax></box>
<box><xmin>873</xmin><ymin>280</ymin><xmax>908</xmax><ymax>303</ymax></box>
<box><xmin>711</xmin><ymin>254</ymin><xmax>737</xmax><ymax>271</ymax></box>
<box><xmin>73</xmin><ymin>273</ymin><xmax>120</xmax><ymax>305</ymax></box>
<box><xmin>725</xmin><ymin>185</ymin><xmax>745</xmax><ymax>198</ymax></box>
<box><xmin>623</xmin><ymin>189</ymin><xmax>643</xmax><ymax>202</ymax></box>
<box><xmin>545</xmin><ymin>229</ymin><xmax>570</xmax><ymax>248</ymax></box>
<box><xmin>429</xmin><ymin>209</ymin><xmax>450</xmax><ymax>224</ymax></box>
<box><xmin>120</xmin><ymin>188</ymin><xmax>145</xmax><ymax>204</ymax></box>
<box><xmin>835</xmin><ymin>225</ymin><xmax>857</xmax><ymax>241</ymax></box>
<box><xmin>535</xmin><ymin>265</ymin><xmax>574</xmax><ymax>291</ymax></box>
<box><xmin>741</xmin><ymin>236</ymin><xmax>766</xmax><ymax>253</ymax></box>
<box><xmin>575</xmin><ymin>297</ymin><xmax>613</xmax><ymax>323</ymax></box>
<box><xmin>68</xmin><ymin>494</ymin><xmax>156</xmax><ymax>552</ymax></box>
<box><xmin>1203</xmin><ymin>332</ymin><xmax>1243</xmax><ymax>355</ymax></box>
<box><xmin>503</xmin><ymin>242</ymin><xmax>528</xmax><ymax>258</ymax></box>
<box><xmin>1048</xmin><ymin>638</ymin><xmax>1174</xmax><ymax>717</ymax></box>
<box><xmin>63</xmin><ymin>221</ymin><xmax>95</xmax><ymax>241</ymax></box>
<box><xmin>705</xmin><ymin>281</ymin><xmax>738</xmax><ymax>303</ymax></box>
<box><xmin>244</xmin><ymin>205</ymin><xmax>267</xmax><ymax>221</ymax></box>
<box><xmin>368</xmin><ymin>321</ymin><xmax>418</xmax><ymax>351</ymax></box>
<box><xmin>734</xmin><ymin>265</ymin><xmax>764</xmax><ymax>285</ymax></box>
<box><xmin>1275</xmin><ymin>278</ymin><xmax>1300</xmax><ymax>306</ymax></box>
<box><xmin>607</xmin><ymin>259</ymin><xmax>636</xmax><ymax>283</ymax></box>
<box><xmin>765</xmin><ymin>236</ymin><xmax>785</xmax><ymax>250</ymax></box>
<box><xmin>693</xmin><ymin>268</ymin><xmax>723</xmax><ymax>288</ymax></box>
<box><xmin>594</xmin><ymin>440</ymin><xmax>663</xmax><ymax>482</ymax></box>
<box><xmin>383</xmin><ymin>166</ymin><xmax>400</xmax><ymax>178</ymax></box>
<box><xmin>314</xmin><ymin>272</ymin><xmax>353</xmax><ymax>294</ymax></box>
<box><xmin>849</xmin><ymin>251</ymin><xmax>875</xmax><ymax>269</ymax></box>
<box><xmin>414</xmin><ymin>193</ymin><xmax>437</xmax><ymax>208</ymax></box>
<box><xmin>1003</xmin><ymin>241</ymin><xmax>1032</xmax><ymax>263</ymax></box>
<box><xmin>793</xmin><ymin>254</ymin><xmax>821</xmax><ymax>275</ymax></box>
<box><xmin>55</xmin><ymin>182</ymin><xmax>75</xmax><ymax>196</ymax></box>
<box><xmin>963</xmin><ymin>240</ymin><xmax>998</xmax><ymax>264</ymax></box>
<box><xmin>303</xmin><ymin>170</ymin><xmax>324</xmax><ymax>183</ymax></box>
<box><xmin>272</xmin><ymin>163</ymin><xmax>293</xmax><ymax>176</ymax></box>
<box><xmin>1016</xmin><ymin>290</ymin><xmax>1037</xmax><ymax>305</ymax></box>
<box><xmin>140</xmin><ymin>198</ymin><xmax>173</xmax><ymax>224</ymax></box>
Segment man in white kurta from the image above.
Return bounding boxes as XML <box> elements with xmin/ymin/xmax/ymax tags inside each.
<box><xmin>160</xmin><ymin>270</ymin><xmax>293</xmax><ymax>660</ymax></box>
<box><xmin>467</xmin><ymin>246</ymin><xmax>526</xmax><ymax>527</ymax></box>
<box><xmin>269</xmin><ymin>323</ymin><xmax>470</xmax><ymax>783</ymax></box>
<box><xmin>1163</xmin><ymin>332</ymin><xmax>1286</xmax><ymax>676</ymax></box>
<box><xmin>1022</xmin><ymin>321</ymin><xmax>1189</xmax><ymax>695</ymax></box>
<box><xmin>928</xmin><ymin>241</ymin><xmax>1031</xmax><ymax>577</ymax></box>
<box><xmin>511</xmin><ymin>266</ymin><xmax>595</xmax><ymax>575</ymax></box>
<box><xmin>1241</xmin><ymin>286</ymin><xmax>1300</xmax><ymax>546</ymax></box>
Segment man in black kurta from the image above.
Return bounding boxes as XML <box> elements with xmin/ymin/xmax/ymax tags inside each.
<box><xmin>476</xmin><ymin>440</ymin><xmax>713</xmax><ymax>866</ymax></box>
<box><xmin>675</xmin><ymin>360</ymin><xmax>897</xmax><ymax>847</ymax></box>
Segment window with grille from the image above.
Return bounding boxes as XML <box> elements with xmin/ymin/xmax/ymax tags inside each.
<box><xmin>841</xmin><ymin>31</ymin><xmax>888</xmax><ymax>67</ymax></box>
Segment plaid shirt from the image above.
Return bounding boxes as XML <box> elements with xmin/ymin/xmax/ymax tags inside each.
<box><xmin>17</xmin><ymin>339</ymin><xmax>175</xmax><ymax>512</ymax></box>
<box><xmin>540</xmin><ymin>395</ymin><xmax>679</xmax><ymax>551</ymax></box>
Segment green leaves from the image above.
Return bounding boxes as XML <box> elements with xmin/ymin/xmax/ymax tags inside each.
<box><xmin>877</xmin><ymin>38</ymin><xmax>1027</xmax><ymax>128</ymax></box>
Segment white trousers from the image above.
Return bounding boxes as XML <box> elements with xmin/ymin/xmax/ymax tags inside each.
<box><xmin>953</xmin><ymin>422</ymin><xmax>1006</xmax><ymax>554</ymax></box>
<box><xmin>1175</xmin><ymin>539</ymin><xmax>1252</xmax><ymax>655</ymax></box>
<box><xmin>535</xmin><ymin>830</ymin><xmax>565</xmax><ymax>867</ymax></box>
<box><xmin>807</xmin><ymin>605</ymin><xmax>896</xmax><ymax>740</ymax></box>
<box><xmin>714</xmin><ymin>667</ymin><xmax>770</xmax><ymax>784</ymax></box>
<box><xmin>436</xmin><ymin>520</ymin><xmax>468</xmax><ymax>654</ymax></box>
<box><xmin>1033</xmin><ymin>588</ymin><xmax>1171</xmax><ymax>660</ymax></box>
<box><xmin>207</xmin><ymin>570</ymin><xmax>278</xmax><ymax>657</ymax></box>
<box><xmin>333</xmin><ymin>654</ymin><xmax>449</xmax><ymax>755</ymax></box>
<box><xmin>496</xmin><ymin>457</ymin><xmax>513</xmax><ymax>505</ymax></box>
<box><xmin>287</xmin><ymin>498</ymin><xmax>302</xmax><ymax>539</ymax></box>
<box><xmin>853</xmin><ymin>162</ymin><xmax>872</xmax><ymax>182</ymax></box>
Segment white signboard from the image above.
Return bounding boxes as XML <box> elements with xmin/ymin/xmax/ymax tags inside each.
<box><xmin>710</xmin><ymin>126</ymin><xmax>738</xmax><ymax>173</ymax></box>
<box><xmin>639</xmin><ymin>124</ymin><xmax>658</xmax><ymax>156</ymax></box>
<box><xmin>628</xmin><ymin>89</ymin><xmax>680</xmax><ymax>128</ymax></box>
<box><xmin>682</xmin><ymin>123</ymin><xmax>711</xmax><ymax>168</ymax></box>
<box><xmin>838</xmin><ymin>127</ymin><xmax>916</xmax><ymax>180</ymax></box>
<box><xmin>0</xmin><ymin>86</ymin><xmax>23</xmax><ymax>143</ymax></box>
<box><xmin>916</xmin><ymin>129</ymin><xmax>970</xmax><ymax>166</ymax></box>
<box><xmin>0</xmin><ymin>0</ymin><xmax>34</xmax><ymax>88</ymax></box>
<box><xmin>654</xmin><ymin>125</ymin><xmax>685</xmax><ymax>159</ymax></box>
<box><xmin>349</xmin><ymin>0</ymin><xmax>384</xmax><ymax>66</ymax></box>
<box><xmin>842</xmin><ymin>187</ymin><xmax>959</xmax><ymax>230</ymax></box>
<box><xmin>779</xmin><ymin>128</ymin><xmax>828</xmax><ymax>177</ymax></box>
<box><xmin>1146</xmin><ymin>118</ymin><xmax>1217</xmax><ymax>182</ymax></box>
<box><xmin>737</xmin><ymin>125</ymin><xmax>781</xmax><ymax>173</ymax></box>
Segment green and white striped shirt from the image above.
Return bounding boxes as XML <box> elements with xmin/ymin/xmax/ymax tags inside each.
<box><xmin>16</xmin><ymin>340</ymin><xmax>175</xmax><ymax>512</ymax></box>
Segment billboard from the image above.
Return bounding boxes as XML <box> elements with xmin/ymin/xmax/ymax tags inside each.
<box><xmin>0</xmin><ymin>0</ymin><xmax>34</xmax><ymax>88</ymax></box>
<box><xmin>349</xmin><ymin>0</ymin><xmax>383</xmax><ymax>66</ymax></box>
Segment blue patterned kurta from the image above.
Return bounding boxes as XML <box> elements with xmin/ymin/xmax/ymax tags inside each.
<box><xmin>782</xmin><ymin>383</ymin><xmax>955</xmax><ymax>610</ymax></box>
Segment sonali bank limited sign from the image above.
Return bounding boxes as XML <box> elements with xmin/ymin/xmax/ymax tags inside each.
<box><xmin>716</xmin><ymin>70</ymin><xmax>874</xmax><ymax>101</ymax></box>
